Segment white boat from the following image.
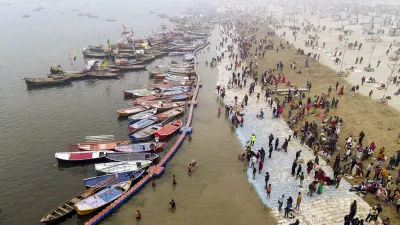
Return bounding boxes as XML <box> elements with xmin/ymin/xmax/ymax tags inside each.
<box><xmin>95</xmin><ymin>160</ymin><xmax>152</xmax><ymax>173</ymax></box>
<box><xmin>55</xmin><ymin>151</ymin><xmax>111</xmax><ymax>162</ymax></box>
<box><xmin>74</xmin><ymin>181</ymin><xmax>131</xmax><ymax>215</ymax></box>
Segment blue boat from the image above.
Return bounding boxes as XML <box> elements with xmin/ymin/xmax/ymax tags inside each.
<box><xmin>128</xmin><ymin>108</ymin><xmax>157</xmax><ymax>124</ymax></box>
<box><xmin>128</xmin><ymin>116</ymin><xmax>157</xmax><ymax>133</ymax></box>
<box><xmin>171</xmin><ymin>93</ymin><xmax>191</xmax><ymax>101</ymax></box>
<box><xmin>83</xmin><ymin>169</ymin><xmax>145</xmax><ymax>188</ymax></box>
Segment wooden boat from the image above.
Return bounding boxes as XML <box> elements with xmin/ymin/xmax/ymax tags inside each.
<box><xmin>74</xmin><ymin>181</ymin><xmax>132</xmax><ymax>215</ymax></box>
<box><xmin>128</xmin><ymin>116</ymin><xmax>158</xmax><ymax>133</ymax></box>
<box><xmin>82</xmin><ymin>50</ymin><xmax>110</xmax><ymax>58</ymax></box>
<box><xmin>48</xmin><ymin>73</ymin><xmax>86</xmax><ymax>80</ymax></box>
<box><xmin>154</xmin><ymin>120</ymin><xmax>182</xmax><ymax>139</ymax></box>
<box><xmin>95</xmin><ymin>160</ymin><xmax>152</xmax><ymax>173</ymax></box>
<box><xmin>117</xmin><ymin>105</ymin><xmax>149</xmax><ymax>117</ymax></box>
<box><xmin>105</xmin><ymin>152</ymin><xmax>159</xmax><ymax>162</ymax></box>
<box><xmin>39</xmin><ymin>191</ymin><xmax>89</xmax><ymax>223</ymax></box>
<box><xmin>24</xmin><ymin>77</ymin><xmax>71</xmax><ymax>87</ymax></box>
<box><xmin>132</xmin><ymin>95</ymin><xmax>160</xmax><ymax>105</ymax></box>
<box><xmin>124</xmin><ymin>89</ymin><xmax>157</xmax><ymax>98</ymax></box>
<box><xmin>86</xmin><ymin>71</ymin><xmax>118</xmax><ymax>79</ymax></box>
<box><xmin>128</xmin><ymin>108</ymin><xmax>158</xmax><ymax>123</ymax></box>
<box><xmin>78</xmin><ymin>141</ymin><xmax>130</xmax><ymax>151</ymax></box>
<box><xmin>83</xmin><ymin>170</ymin><xmax>144</xmax><ymax>188</ymax></box>
<box><xmin>55</xmin><ymin>151</ymin><xmax>110</xmax><ymax>162</ymax></box>
<box><xmin>113</xmin><ymin>64</ymin><xmax>146</xmax><ymax>71</ymax></box>
<box><xmin>130</xmin><ymin>123</ymin><xmax>163</xmax><ymax>142</ymax></box>
<box><xmin>114</xmin><ymin>142</ymin><xmax>166</xmax><ymax>153</ymax></box>
<box><xmin>39</xmin><ymin>176</ymin><xmax>117</xmax><ymax>223</ymax></box>
<box><xmin>140</xmin><ymin>101</ymin><xmax>185</xmax><ymax>111</ymax></box>
<box><xmin>157</xmin><ymin>107</ymin><xmax>185</xmax><ymax>121</ymax></box>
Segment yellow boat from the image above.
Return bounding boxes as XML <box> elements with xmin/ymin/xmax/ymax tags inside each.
<box><xmin>74</xmin><ymin>180</ymin><xmax>132</xmax><ymax>215</ymax></box>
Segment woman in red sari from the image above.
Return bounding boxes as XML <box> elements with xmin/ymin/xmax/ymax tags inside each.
<box><xmin>339</xmin><ymin>86</ymin><xmax>344</xmax><ymax>95</ymax></box>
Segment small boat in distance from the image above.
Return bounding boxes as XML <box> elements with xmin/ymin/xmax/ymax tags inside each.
<box><xmin>22</xmin><ymin>14</ymin><xmax>30</xmax><ymax>18</ymax></box>
<box><xmin>24</xmin><ymin>77</ymin><xmax>71</xmax><ymax>87</ymax></box>
<box><xmin>106</xmin><ymin>17</ymin><xmax>117</xmax><ymax>21</ymax></box>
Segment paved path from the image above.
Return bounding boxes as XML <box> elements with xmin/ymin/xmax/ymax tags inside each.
<box><xmin>215</xmin><ymin>33</ymin><xmax>375</xmax><ymax>225</ymax></box>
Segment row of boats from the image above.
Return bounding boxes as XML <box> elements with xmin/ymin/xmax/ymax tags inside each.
<box><xmin>24</xmin><ymin>21</ymin><xmax>210</xmax><ymax>87</ymax></box>
<box><xmin>39</xmin><ymin>15</ymin><xmax>211</xmax><ymax>223</ymax></box>
<box><xmin>40</xmin><ymin>57</ymin><xmax>196</xmax><ymax>225</ymax></box>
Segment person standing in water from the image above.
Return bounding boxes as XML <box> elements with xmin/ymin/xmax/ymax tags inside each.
<box><xmin>136</xmin><ymin>210</ymin><xmax>141</xmax><ymax>220</ymax></box>
<box><xmin>169</xmin><ymin>199</ymin><xmax>176</xmax><ymax>210</ymax></box>
<box><xmin>172</xmin><ymin>175</ymin><xmax>177</xmax><ymax>185</ymax></box>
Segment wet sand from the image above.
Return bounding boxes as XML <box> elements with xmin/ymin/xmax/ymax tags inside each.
<box><xmin>252</xmin><ymin>25</ymin><xmax>400</xmax><ymax>221</ymax></box>
<box><xmin>102</xmin><ymin>28</ymin><xmax>275</xmax><ymax>225</ymax></box>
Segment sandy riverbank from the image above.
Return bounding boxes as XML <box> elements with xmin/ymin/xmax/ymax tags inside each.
<box><xmin>273</xmin><ymin>8</ymin><xmax>400</xmax><ymax>111</ymax></box>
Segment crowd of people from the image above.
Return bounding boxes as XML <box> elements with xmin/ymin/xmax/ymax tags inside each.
<box><xmin>214</xmin><ymin>9</ymin><xmax>400</xmax><ymax>224</ymax></box>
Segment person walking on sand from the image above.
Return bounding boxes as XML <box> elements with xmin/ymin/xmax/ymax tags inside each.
<box><xmin>361</xmin><ymin>76</ymin><xmax>365</xmax><ymax>85</ymax></box>
<box><xmin>377</xmin><ymin>59</ymin><xmax>381</xmax><ymax>68</ymax></box>
<box><xmin>269</xmin><ymin>144</ymin><xmax>273</xmax><ymax>158</ymax></box>
<box><xmin>275</xmin><ymin>138</ymin><xmax>279</xmax><ymax>150</ymax></box>
<box><xmin>258</xmin><ymin>161</ymin><xmax>263</xmax><ymax>173</ymax></box>
<box><xmin>355</xmin><ymin>57</ymin><xmax>359</xmax><ymax>64</ymax></box>
<box><xmin>359</xmin><ymin>131</ymin><xmax>365</xmax><ymax>145</ymax></box>
<box><xmin>269</xmin><ymin>133</ymin><xmax>274</xmax><ymax>146</ymax></box>
<box><xmin>292</xmin><ymin>160</ymin><xmax>298</xmax><ymax>177</ymax></box>
<box><xmin>299</xmin><ymin>172</ymin><xmax>305</xmax><ymax>187</ymax></box>
<box><xmin>360</xmin><ymin>56</ymin><xmax>363</xmax><ymax>64</ymax></box>
<box><xmin>335</xmin><ymin>81</ymin><xmax>339</xmax><ymax>91</ymax></box>
<box><xmin>295</xmin><ymin>192</ymin><xmax>302</xmax><ymax>210</ymax></box>
<box><xmin>266</xmin><ymin>184</ymin><xmax>272</xmax><ymax>200</ymax></box>
<box><xmin>265</xmin><ymin>172</ymin><xmax>270</xmax><ymax>188</ymax></box>
<box><xmin>328</xmin><ymin>86</ymin><xmax>332</xmax><ymax>96</ymax></box>
<box><xmin>278</xmin><ymin>194</ymin><xmax>285</xmax><ymax>211</ymax></box>
<box><xmin>250</xmin><ymin>134</ymin><xmax>256</xmax><ymax>146</ymax></box>
<box><xmin>339</xmin><ymin>86</ymin><xmax>344</xmax><ymax>95</ymax></box>
<box><xmin>252</xmin><ymin>167</ymin><xmax>257</xmax><ymax>179</ymax></box>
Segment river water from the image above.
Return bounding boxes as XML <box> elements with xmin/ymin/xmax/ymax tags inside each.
<box><xmin>0</xmin><ymin>1</ymin><xmax>271</xmax><ymax>225</ymax></box>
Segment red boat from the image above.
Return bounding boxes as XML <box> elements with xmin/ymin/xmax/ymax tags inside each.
<box><xmin>153</xmin><ymin>120</ymin><xmax>183</xmax><ymax>139</ymax></box>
